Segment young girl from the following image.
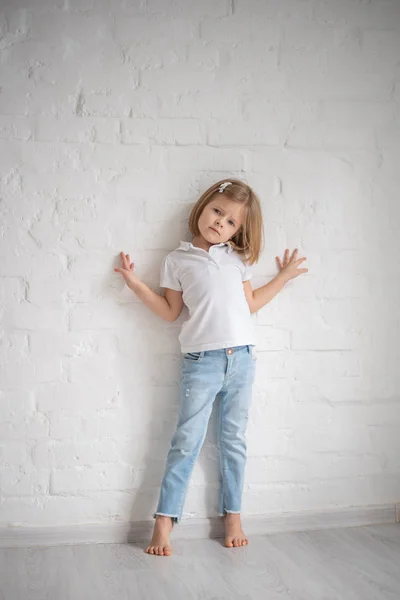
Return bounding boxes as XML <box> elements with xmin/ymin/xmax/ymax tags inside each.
<box><xmin>114</xmin><ymin>179</ymin><xmax>307</xmax><ymax>556</ymax></box>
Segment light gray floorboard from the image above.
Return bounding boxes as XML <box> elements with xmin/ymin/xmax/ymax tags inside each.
<box><xmin>0</xmin><ymin>524</ymin><xmax>399</xmax><ymax>600</ymax></box>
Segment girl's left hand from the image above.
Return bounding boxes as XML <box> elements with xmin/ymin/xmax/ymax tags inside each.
<box><xmin>276</xmin><ymin>249</ymin><xmax>308</xmax><ymax>281</ymax></box>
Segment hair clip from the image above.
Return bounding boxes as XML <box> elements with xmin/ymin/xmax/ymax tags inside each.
<box><xmin>218</xmin><ymin>182</ymin><xmax>232</xmax><ymax>193</ymax></box>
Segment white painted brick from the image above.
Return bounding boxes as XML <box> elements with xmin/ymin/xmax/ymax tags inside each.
<box><xmin>234</xmin><ymin>0</ymin><xmax>313</xmax><ymax>20</ymax></box>
<box><xmin>0</xmin><ymin>413</ymin><xmax>49</xmax><ymax>440</ymax></box>
<box><xmin>242</xmin><ymin>98</ymin><xmax>318</xmax><ymax>123</ymax></box>
<box><xmin>0</xmin><ymin>360</ymin><xmax>36</xmax><ymax>386</ymax></box>
<box><xmin>166</xmin><ymin>147</ymin><xmax>243</xmax><ymax>172</ymax></box>
<box><xmin>0</xmin><ymin>331</ymin><xmax>29</xmax><ymax>363</ymax></box>
<box><xmin>0</xmin><ymin>278</ymin><xmax>25</xmax><ymax>306</ymax></box>
<box><xmin>317</xmin><ymin>100</ymin><xmax>397</xmax><ymax>127</ymax></box>
<box><xmin>200</xmin><ymin>15</ymin><xmax>278</xmax><ymax>44</ymax></box>
<box><xmin>208</xmin><ymin>120</ymin><xmax>281</xmax><ymax>146</ymax></box>
<box><xmin>254</xmin><ymin>326</ymin><xmax>290</xmax><ymax>351</ymax></box>
<box><xmin>48</xmin><ymin>411</ymin><xmax>99</xmax><ymax>441</ymax></box>
<box><xmin>286</xmin><ymin>123</ymin><xmax>376</xmax><ymax>149</ymax></box>
<box><xmin>0</xmin><ymin>67</ymin><xmax>29</xmax><ymax>115</ymax></box>
<box><xmin>247</xmin><ymin>424</ymin><xmax>295</xmax><ymax>457</ymax></box>
<box><xmin>245</xmin><ymin>453</ymin><xmax>382</xmax><ymax>484</ymax></box>
<box><xmin>0</xmin><ymin>115</ymin><xmax>32</xmax><ymax>140</ymax></box>
<box><xmin>281</xmin><ymin>19</ymin><xmax>335</xmax><ymax>49</ymax></box>
<box><xmin>49</xmin><ymin>439</ymin><xmax>119</xmax><ymax>468</ymax></box>
<box><xmin>146</xmin><ymin>0</ymin><xmax>230</xmax><ymax>18</ymax></box>
<box><xmin>28</xmin><ymin>12</ymin><xmax>111</xmax><ymax>45</ymax></box>
<box><xmin>0</xmin><ymin>440</ymin><xmax>30</xmax><ymax>466</ymax></box>
<box><xmin>141</xmin><ymin>65</ymin><xmax>214</xmax><ymax>94</ymax></box>
<box><xmin>34</xmin><ymin>358</ymin><xmax>63</xmax><ymax>383</ymax></box>
<box><xmin>159</xmin><ymin>91</ymin><xmax>242</xmax><ymax>120</ymax></box>
<box><xmin>291</xmin><ymin>324</ymin><xmax>360</xmax><ymax>351</ymax></box>
<box><xmin>284</xmin><ymin>71</ymin><xmax>393</xmax><ymax>101</ymax></box>
<box><xmin>187</xmin><ymin>40</ymin><xmax>220</xmax><ymax>70</ymax></box>
<box><xmin>29</xmin><ymin>331</ymin><xmax>118</xmax><ymax>359</ymax></box>
<box><xmin>121</xmin><ymin>118</ymin><xmax>205</xmax><ymax>145</ymax></box>
<box><xmin>33</xmin><ymin>117</ymin><xmax>120</xmax><ymax>144</ymax></box>
<box><xmin>50</xmin><ymin>464</ymin><xmax>135</xmax><ymax>494</ymax></box>
<box><xmin>67</xmin><ymin>355</ymin><xmax>119</xmax><ymax>386</ymax></box>
<box><xmin>291</xmin><ymin>350</ymin><xmax>360</xmax><ymax>381</ymax></box>
<box><xmin>78</xmin><ymin>143</ymin><xmax>166</xmax><ymax>172</ymax></box>
<box><xmin>254</xmin><ymin>351</ymin><xmax>294</xmax><ymax>379</ymax></box>
<box><xmin>4</xmin><ymin>302</ymin><xmax>67</xmax><ymax>333</ymax></box>
<box><xmin>0</xmin><ymin>388</ymin><xmax>34</xmax><ymax>421</ymax></box>
<box><xmin>0</xmin><ymin>0</ymin><xmax>399</xmax><ymax>527</ymax></box>
<box><xmin>0</xmin><ymin>467</ymin><xmax>49</xmax><ymax>496</ymax></box>
<box><xmin>66</xmin><ymin>0</ymin><xmax>146</xmax><ymax>15</ymax></box>
<box><xmin>115</xmin><ymin>16</ymin><xmax>198</xmax><ymax>47</ymax></box>
<box><xmin>76</xmin><ymin>92</ymin><xmax>133</xmax><ymax>119</ymax></box>
<box><xmin>36</xmin><ymin>381</ymin><xmax>119</xmax><ymax>412</ymax></box>
<box><xmin>243</xmin><ymin>474</ymin><xmax>400</xmax><ymax>513</ymax></box>
<box><xmin>69</xmin><ymin>302</ymin><xmax>121</xmax><ymax>331</ymax></box>
<box><xmin>313</xmin><ymin>0</ymin><xmax>400</xmax><ymax>30</ymax></box>
<box><xmin>128</xmin><ymin>89</ymin><xmax>161</xmax><ymax>117</ymax></box>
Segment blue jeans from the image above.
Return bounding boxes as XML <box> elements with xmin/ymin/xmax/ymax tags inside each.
<box><xmin>154</xmin><ymin>345</ymin><xmax>256</xmax><ymax>523</ymax></box>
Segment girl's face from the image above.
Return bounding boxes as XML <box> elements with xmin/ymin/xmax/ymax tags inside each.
<box><xmin>197</xmin><ymin>196</ymin><xmax>245</xmax><ymax>246</ymax></box>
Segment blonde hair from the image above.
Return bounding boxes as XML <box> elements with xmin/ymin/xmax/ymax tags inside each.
<box><xmin>188</xmin><ymin>179</ymin><xmax>264</xmax><ymax>265</ymax></box>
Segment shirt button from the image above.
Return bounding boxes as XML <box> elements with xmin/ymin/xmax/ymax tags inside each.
<box><xmin>227</xmin><ymin>349</ymin><xmax>233</xmax><ymax>355</ymax></box>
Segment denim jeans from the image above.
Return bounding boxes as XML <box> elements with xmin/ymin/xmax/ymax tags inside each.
<box><xmin>154</xmin><ymin>345</ymin><xmax>256</xmax><ymax>523</ymax></box>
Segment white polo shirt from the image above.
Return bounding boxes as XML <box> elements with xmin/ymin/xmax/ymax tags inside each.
<box><xmin>160</xmin><ymin>241</ymin><xmax>255</xmax><ymax>353</ymax></box>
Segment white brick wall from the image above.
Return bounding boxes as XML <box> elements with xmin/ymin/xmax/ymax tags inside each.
<box><xmin>0</xmin><ymin>0</ymin><xmax>400</xmax><ymax>527</ymax></box>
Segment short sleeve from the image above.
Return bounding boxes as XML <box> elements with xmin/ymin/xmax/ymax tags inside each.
<box><xmin>242</xmin><ymin>262</ymin><xmax>252</xmax><ymax>282</ymax></box>
<box><xmin>160</xmin><ymin>256</ymin><xmax>182</xmax><ymax>291</ymax></box>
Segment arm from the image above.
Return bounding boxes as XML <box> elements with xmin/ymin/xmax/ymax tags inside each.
<box><xmin>114</xmin><ymin>251</ymin><xmax>184</xmax><ymax>322</ymax></box>
<box><xmin>243</xmin><ymin>248</ymin><xmax>308</xmax><ymax>314</ymax></box>
<box><xmin>243</xmin><ymin>274</ymin><xmax>288</xmax><ymax>314</ymax></box>
<box><xmin>132</xmin><ymin>283</ymin><xmax>183</xmax><ymax>322</ymax></box>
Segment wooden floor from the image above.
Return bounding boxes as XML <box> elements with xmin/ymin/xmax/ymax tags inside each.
<box><xmin>0</xmin><ymin>523</ymin><xmax>399</xmax><ymax>600</ymax></box>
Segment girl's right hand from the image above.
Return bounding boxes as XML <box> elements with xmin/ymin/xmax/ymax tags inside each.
<box><xmin>114</xmin><ymin>251</ymin><xmax>141</xmax><ymax>290</ymax></box>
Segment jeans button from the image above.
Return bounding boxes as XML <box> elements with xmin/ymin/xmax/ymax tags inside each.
<box><xmin>227</xmin><ymin>348</ymin><xmax>233</xmax><ymax>355</ymax></box>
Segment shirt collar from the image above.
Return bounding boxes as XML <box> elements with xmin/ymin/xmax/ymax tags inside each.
<box><xmin>178</xmin><ymin>241</ymin><xmax>233</xmax><ymax>253</ymax></box>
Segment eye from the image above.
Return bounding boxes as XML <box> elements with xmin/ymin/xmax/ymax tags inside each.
<box><xmin>213</xmin><ymin>208</ymin><xmax>221</xmax><ymax>215</ymax></box>
<box><xmin>229</xmin><ymin>220</ymin><xmax>235</xmax><ymax>227</ymax></box>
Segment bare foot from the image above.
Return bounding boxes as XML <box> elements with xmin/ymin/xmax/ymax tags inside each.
<box><xmin>223</xmin><ymin>513</ymin><xmax>248</xmax><ymax>548</ymax></box>
<box><xmin>145</xmin><ymin>515</ymin><xmax>174</xmax><ymax>556</ymax></box>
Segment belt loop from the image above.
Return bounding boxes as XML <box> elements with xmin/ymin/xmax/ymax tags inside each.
<box><xmin>200</xmin><ymin>351</ymin><xmax>205</xmax><ymax>358</ymax></box>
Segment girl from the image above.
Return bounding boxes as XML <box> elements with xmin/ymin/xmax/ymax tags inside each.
<box><xmin>114</xmin><ymin>179</ymin><xmax>307</xmax><ymax>556</ymax></box>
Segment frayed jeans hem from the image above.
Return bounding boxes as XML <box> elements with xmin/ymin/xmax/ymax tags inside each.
<box><xmin>219</xmin><ymin>509</ymin><xmax>241</xmax><ymax>516</ymax></box>
<box><xmin>153</xmin><ymin>512</ymin><xmax>179</xmax><ymax>524</ymax></box>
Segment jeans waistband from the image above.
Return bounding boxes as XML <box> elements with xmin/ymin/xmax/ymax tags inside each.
<box><xmin>186</xmin><ymin>345</ymin><xmax>254</xmax><ymax>358</ymax></box>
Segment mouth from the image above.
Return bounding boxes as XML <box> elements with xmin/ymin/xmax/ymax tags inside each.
<box><xmin>209</xmin><ymin>227</ymin><xmax>220</xmax><ymax>235</ymax></box>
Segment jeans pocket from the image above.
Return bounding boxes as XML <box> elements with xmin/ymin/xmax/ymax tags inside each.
<box><xmin>184</xmin><ymin>352</ymin><xmax>202</xmax><ymax>362</ymax></box>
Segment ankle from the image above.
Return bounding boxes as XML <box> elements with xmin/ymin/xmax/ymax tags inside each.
<box><xmin>155</xmin><ymin>515</ymin><xmax>174</xmax><ymax>526</ymax></box>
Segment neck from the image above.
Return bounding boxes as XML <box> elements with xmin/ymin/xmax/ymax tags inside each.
<box><xmin>192</xmin><ymin>236</ymin><xmax>213</xmax><ymax>252</ymax></box>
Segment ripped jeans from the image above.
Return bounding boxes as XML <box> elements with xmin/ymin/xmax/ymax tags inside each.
<box><xmin>154</xmin><ymin>345</ymin><xmax>256</xmax><ymax>523</ymax></box>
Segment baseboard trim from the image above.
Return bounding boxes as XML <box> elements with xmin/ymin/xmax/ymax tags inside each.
<box><xmin>0</xmin><ymin>503</ymin><xmax>397</xmax><ymax>548</ymax></box>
